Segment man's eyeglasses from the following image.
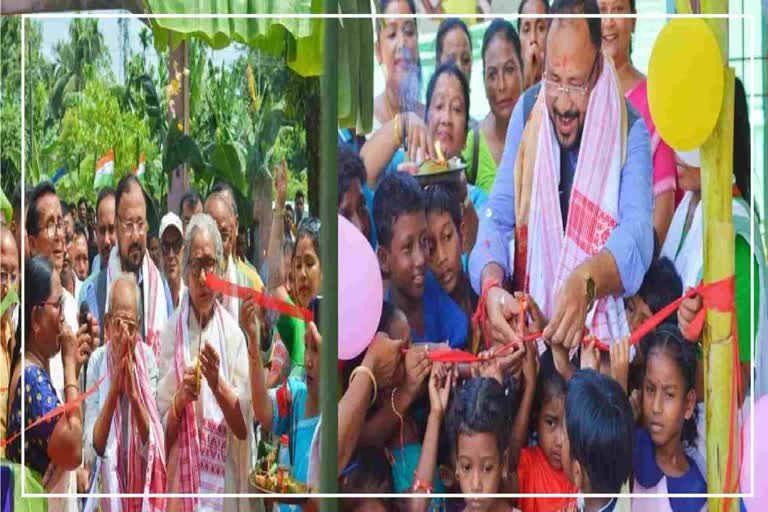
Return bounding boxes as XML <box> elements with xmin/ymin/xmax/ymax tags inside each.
<box><xmin>190</xmin><ymin>258</ymin><xmax>217</xmax><ymax>277</ymax></box>
<box><xmin>0</xmin><ymin>270</ymin><xmax>18</xmax><ymax>286</ymax></box>
<box><xmin>44</xmin><ymin>219</ymin><xmax>65</xmax><ymax>239</ymax></box>
<box><xmin>118</xmin><ymin>217</ymin><xmax>147</xmax><ymax>236</ymax></box>
<box><xmin>543</xmin><ymin>51</ymin><xmax>599</xmax><ymax>100</ymax></box>
<box><xmin>162</xmin><ymin>239</ymin><xmax>183</xmax><ymax>255</ymax></box>
<box><xmin>110</xmin><ymin>316</ymin><xmax>139</xmax><ymax>338</ymax></box>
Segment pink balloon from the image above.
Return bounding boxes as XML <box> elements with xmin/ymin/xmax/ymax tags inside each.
<box><xmin>338</xmin><ymin>215</ymin><xmax>383</xmax><ymax>360</ymax></box>
<box><xmin>741</xmin><ymin>395</ymin><xmax>768</xmax><ymax>510</ymax></box>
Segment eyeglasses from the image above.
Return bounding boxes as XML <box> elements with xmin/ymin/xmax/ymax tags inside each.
<box><xmin>190</xmin><ymin>257</ymin><xmax>217</xmax><ymax>277</ymax></box>
<box><xmin>162</xmin><ymin>238</ymin><xmax>183</xmax><ymax>255</ymax></box>
<box><xmin>543</xmin><ymin>52</ymin><xmax>599</xmax><ymax>100</ymax></box>
<box><xmin>118</xmin><ymin>217</ymin><xmax>147</xmax><ymax>236</ymax></box>
<box><xmin>36</xmin><ymin>295</ymin><xmax>64</xmax><ymax>318</ymax></box>
<box><xmin>0</xmin><ymin>270</ymin><xmax>18</xmax><ymax>286</ymax></box>
<box><xmin>44</xmin><ymin>219</ymin><xmax>65</xmax><ymax>239</ymax></box>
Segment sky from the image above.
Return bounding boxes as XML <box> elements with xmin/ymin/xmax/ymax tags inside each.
<box><xmin>35</xmin><ymin>15</ymin><xmax>245</xmax><ymax>83</ymax></box>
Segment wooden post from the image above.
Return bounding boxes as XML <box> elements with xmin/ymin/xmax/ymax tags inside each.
<box><xmin>700</xmin><ymin>1</ymin><xmax>740</xmax><ymax>509</ymax></box>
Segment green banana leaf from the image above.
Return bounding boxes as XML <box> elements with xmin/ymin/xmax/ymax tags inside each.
<box><xmin>144</xmin><ymin>0</ymin><xmax>324</xmax><ymax>77</ymax></box>
<box><xmin>337</xmin><ymin>0</ymin><xmax>373</xmax><ymax>133</ymax></box>
<box><xmin>0</xmin><ymin>186</ymin><xmax>11</xmax><ymax>226</ymax></box>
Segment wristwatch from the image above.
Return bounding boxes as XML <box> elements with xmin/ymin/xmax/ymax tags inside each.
<box><xmin>585</xmin><ymin>275</ymin><xmax>596</xmax><ymax>311</ymax></box>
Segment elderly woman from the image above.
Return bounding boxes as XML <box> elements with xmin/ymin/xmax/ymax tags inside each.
<box><xmin>156</xmin><ymin>213</ymin><xmax>254</xmax><ymax>512</ymax></box>
<box><xmin>84</xmin><ymin>273</ymin><xmax>166</xmax><ymax>510</ymax></box>
<box><xmin>6</xmin><ymin>255</ymin><xmax>89</xmax><ymax>511</ymax></box>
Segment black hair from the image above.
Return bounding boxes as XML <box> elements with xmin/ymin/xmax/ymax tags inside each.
<box><xmin>180</xmin><ymin>189</ymin><xmax>203</xmax><ymax>213</ymax></box>
<box><xmin>424</xmin><ymin>184</ymin><xmax>462</xmax><ymax>232</ymax></box>
<box><xmin>436</xmin><ymin>18</ymin><xmax>472</xmax><ymax>65</ymax></box>
<box><xmin>24</xmin><ymin>255</ymin><xmax>55</xmax><ymax>336</ymax></box>
<box><xmin>446</xmin><ymin>376</ymin><xmax>511</xmax><ymax>456</ymax></box>
<box><xmin>26</xmin><ymin>181</ymin><xmax>58</xmax><ymax>237</ymax></box>
<box><xmin>295</xmin><ymin>190</ymin><xmax>305</xmax><ymax>201</ymax></box>
<box><xmin>73</xmin><ymin>222</ymin><xmax>89</xmax><ymax>242</ymax></box>
<box><xmin>376</xmin><ymin>0</ymin><xmax>417</xmax><ymax>33</ymax></box>
<box><xmin>636</xmin><ymin>257</ymin><xmax>683</xmax><ymax>322</ymax></box>
<box><xmin>293</xmin><ymin>216</ymin><xmax>320</xmax><ymax>262</ymax></box>
<box><xmin>61</xmin><ymin>202</ymin><xmax>72</xmax><ymax>217</ymax></box>
<box><xmin>641</xmin><ymin>324</ymin><xmax>699</xmax><ymax>448</ymax></box>
<box><xmin>95</xmin><ymin>188</ymin><xmax>115</xmax><ymax>220</ymax></box>
<box><xmin>114</xmin><ymin>174</ymin><xmax>144</xmax><ymax>217</ymax></box>
<box><xmin>339</xmin><ymin>447</ymin><xmax>394</xmax><ymax>495</ymax></box>
<box><xmin>210</xmin><ymin>181</ymin><xmax>238</xmax><ymax>214</ymax></box>
<box><xmin>373</xmin><ymin>172</ymin><xmax>424</xmax><ymax>249</ymax></box>
<box><xmin>338</xmin><ymin>145</ymin><xmax>368</xmax><ymax>206</ymax></box>
<box><xmin>425</xmin><ymin>61</ymin><xmax>471</xmax><ymax>133</ymax></box>
<box><xmin>565</xmin><ymin>369</ymin><xmax>633</xmax><ymax>493</ymax></box>
<box><xmin>549</xmin><ymin>0</ymin><xmax>602</xmax><ymax>50</ymax></box>
<box><xmin>532</xmin><ymin>367</ymin><xmax>567</xmax><ymax>430</ymax></box>
<box><xmin>482</xmin><ymin>19</ymin><xmax>523</xmax><ymax>74</ymax></box>
<box><xmin>733</xmin><ymin>76</ymin><xmax>751</xmax><ymax>205</ymax></box>
<box><xmin>78</xmin><ymin>197</ymin><xmax>88</xmax><ymax>210</ymax></box>
<box><xmin>518</xmin><ymin>0</ymin><xmax>551</xmax><ymax>32</ymax></box>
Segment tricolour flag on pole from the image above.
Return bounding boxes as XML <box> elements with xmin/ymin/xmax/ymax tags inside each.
<box><xmin>94</xmin><ymin>150</ymin><xmax>114</xmax><ymax>189</ymax></box>
<box><xmin>133</xmin><ymin>153</ymin><xmax>145</xmax><ymax>182</ymax></box>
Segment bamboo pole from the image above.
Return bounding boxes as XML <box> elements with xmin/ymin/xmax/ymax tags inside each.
<box><xmin>700</xmin><ymin>1</ymin><xmax>740</xmax><ymax>509</ymax></box>
<box><xmin>319</xmin><ymin>0</ymin><xmax>338</xmax><ymax>509</ymax></box>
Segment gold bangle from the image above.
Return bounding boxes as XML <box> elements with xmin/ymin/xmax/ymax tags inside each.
<box><xmin>349</xmin><ymin>365</ymin><xmax>377</xmax><ymax>407</ymax></box>
<box><xmin>393</xmin><ymin>113</ymin><xmax>402</xmax><ymax>146</ymax></box>
<box><xmin>63</xmin><ymin>383</ymin><xmax>79</xmax><ymax>395</ymax></box>
<box><xmin>172</xmin><ymin>393</ymin><xmax>182</xmax><ymax>422</ymax></box>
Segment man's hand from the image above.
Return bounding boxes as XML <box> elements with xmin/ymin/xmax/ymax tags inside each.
<box><xmin>679</xmin><ymin>290</ymin><xmax>703</xmax><ymax>341</ymax></box>
<box><xmin>544</xmin><ymin>270</ymin><xmax>590</xmax><ymax>349</ymax></box>
<box><xmin>274</xmin><ymin>160</ymin><xmax>288</xmax><ymax>205</ymax></box>
<box><xmin>485</xmin><ymin>286</ymin><xmax>523</xmax><ymax>346</ymax></box>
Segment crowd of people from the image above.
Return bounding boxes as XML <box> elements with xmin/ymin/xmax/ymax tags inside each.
<box><xmin>336</xmin><ymin>1</ymin><xmax>766</xmax><ymax>511</ymax></box>
<box><xmin>0</xmin><ymin>158</ymin><xmax>322</xmax><ymax>511</ymax></box>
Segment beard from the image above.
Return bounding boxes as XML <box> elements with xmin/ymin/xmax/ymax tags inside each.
<box><xmin>120</xmin><ymin>242</ymin><xmax>145</xmax><ymax>273</ymax></box>
<box><xmin>551</xmin><ymin>106</ymin><xmax>584</xmax><ymax>151</ymax></box>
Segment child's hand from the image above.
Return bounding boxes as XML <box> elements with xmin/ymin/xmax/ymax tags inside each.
<box><xmin>580</xmin><ymin>338</ymin><xmax>600</xmax><ymax>372</ymax></box>
<box><xmin>610</xmin><ymin>337</ymin><xmax>630</xmax><ymax>394</ymax></box>
<box><xmin>551</xmin><ymin>343</ymin><xmax>575</xmax><ymax>381</ymax></box>
<box><xmin>476</xmin><ymin>354</ymin><xmax>503</xmax><ymax>385</ymax></box>
<box><xmin>403</xmin><ymin>345</ymin><xmax>431</xmax><ymax>402</ymax></box>
<box><xmin>491</xmin><ymin>342</ymin><xmax>525</xmax><ymax>379</ymax></box>
<box><xmin>678</xmin><ymin>289</ymin><xmax>703</xmax><ymax>341</ymax></box>
<box><xmin>525</xmin><ymin>294</ymin><xmax>547</xmax><ymax>334</ymax></box>
<box><xmin>428</xmin><ymin>362</ymin><xmax>454</xmax><ymax>420</ymax></box>
<box><xmin>522</xmin><ymin>339</ymin><xmax>539</xmax><ymax>388</ymax></box>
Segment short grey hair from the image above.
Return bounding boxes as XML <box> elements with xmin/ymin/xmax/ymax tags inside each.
<box><xmin>106</xmin><ymin>272</ymin><xmax>141</xmax><ymax>317</ymax></box>
<box><xmin>182</xmin><ymin>213</ymin><xmax>224</xmax><ymax>287</ymax></box>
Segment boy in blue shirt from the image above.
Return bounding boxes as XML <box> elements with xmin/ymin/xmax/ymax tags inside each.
<box><xmin>373</xmin><ymin>172</ymin><xmax>468</xmax><ymax>349</ymax></box>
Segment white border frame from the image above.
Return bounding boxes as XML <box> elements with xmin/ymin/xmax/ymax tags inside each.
<box><xmin>13</xmin><ymin>10</ymin><xmax>756</xmax><ymax>502</ymax></box>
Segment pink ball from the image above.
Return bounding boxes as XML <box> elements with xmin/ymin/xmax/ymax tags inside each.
<box><xmin>741</xmin><ymin>395</ymin><xmax>768</xmax><ymax>510</ymax></box>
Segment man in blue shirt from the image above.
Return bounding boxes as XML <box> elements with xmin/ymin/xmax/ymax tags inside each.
<box><xmin>469</xmin><ymin>0</ymin><xmax>653</xmax><ymax>350</ymax></box>
<box><xmin>78</xmin><ymin>188</ymin><xmax>116</xmax><ymax>304</ymax></box>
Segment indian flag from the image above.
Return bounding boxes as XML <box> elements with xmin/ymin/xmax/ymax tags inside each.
<box><xmin>94</xmin><ymin>150</ymin><xmax>114</xmax><ymax>189</ymax></box>
<box><xmin>134</xmin><ymin>153</ymin><xmax>145</xmax><ymax>182</ymax></box>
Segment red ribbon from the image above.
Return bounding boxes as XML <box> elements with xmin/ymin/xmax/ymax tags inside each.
<box><xmin>276</xmin><ymin>376</ymin><xmax>290</xmax><ymax>418</ymax></box>
<box><xmin>1</xmin><ymin>376</ymin><xmax>106</xmax><ymax>449</ymax></box>
<box><xmin>204</xmin><ymin>272</ymin><xmax>313</xmax><ymax>323</ymax></box>
<box><xmin>408</xmin><ymin>276</ymin><xmax>735</xmax><ymax>363</ymax></box>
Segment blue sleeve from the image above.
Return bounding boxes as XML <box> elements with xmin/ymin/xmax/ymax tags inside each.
<box><xmin>469</xmin><ymin>96</ymin><xmax>524</xmax><ymax>294</ymax></box>
<box><xmin>162</xmin><ymin>278</ymin><xmax>173</xmax><ymax>317</ymax></box>
<box><xmin>25</xmin><ymin>367</ymin><xmax>59</xmax><ymax>441</ymax></box>
<box><xmin>604</xmin><ymin>118</ymin><xmax>654</xmax><ymax>297</ymax></box>
<box><xmin>84</xmin><ymin>281</ymin><xmax>100</xmax><ymax>328</ymax></box>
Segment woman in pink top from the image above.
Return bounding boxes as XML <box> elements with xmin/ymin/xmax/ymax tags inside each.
<box><xmin>599</xmin><ymin>0</ymin><xmax>679</xmax><ymax>244</ymax></box>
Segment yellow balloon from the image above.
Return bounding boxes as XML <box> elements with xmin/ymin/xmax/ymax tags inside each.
<box><xmin>648</xmin><ymin>19</ymin><xmax>724</xmax><ymax>151</ymax></box>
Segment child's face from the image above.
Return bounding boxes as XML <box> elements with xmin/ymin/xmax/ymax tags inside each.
<box><xmin>642</xmin><ymin>349</ymin><xmax>695</xmax><ymax>449</ymax></box>
<box><xmin>625</xmin><ymin>295</ymin><xmax>653</xmax><ymax>332</ymax></box>
<box><xmin>426</xmin><ymin>210</ymin><xmax>463</xmax><ymax>295</ymax></box>
<box><xmin>536</xmin><ymin>395</ymin><xmax>566</xmax><ymax>471</ymax></box>
<box><xmin>378</xmin><ymin>211</ymin><xmax>428</xmax><ymax>300</ymax></box>
<box><xmin>304</xmin><ymin>322</ymin><xmax>322</xmax><ymax>396</ymax></box>
<box><xmin>559</xmin><ymin>415</ymin><xmax>584</xmax><ymax>491</ymax></box>
<box><xmin>456</xmin><ymin>432</ymin><xmax>504</xmax><ymax>511</ymax></box>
